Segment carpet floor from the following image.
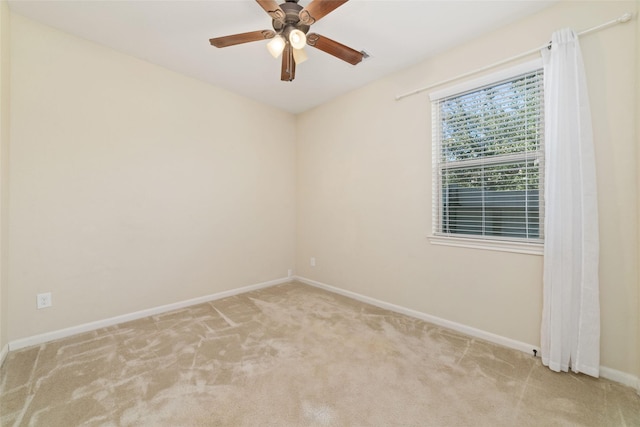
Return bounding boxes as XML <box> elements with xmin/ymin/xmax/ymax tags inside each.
<box><xmin>1</xmin><ymin>281</ymin><xmax>638</xmax><ymax>426</ymax></box>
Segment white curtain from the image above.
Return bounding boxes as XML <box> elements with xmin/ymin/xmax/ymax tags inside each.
<box><xmin>540</xmin><ymin>29</ymin><xmax>600</xmax><ymax>377</ymax></box>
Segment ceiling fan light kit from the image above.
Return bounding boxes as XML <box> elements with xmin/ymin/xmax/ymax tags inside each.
<box><xmin>209</xmin><ymin>0</ymin><xmax>364</xmax><ymax>82</ymax></box>
<box><xmin>288</xmin><ymin>29</ymin><xmax>307</xmax><ymax>50</ymax></box>
<box><xmin>267</xmin><ymin>35</ymin><xmax>286</xmax><ymax>58</ymax></box>
<box><xmin>292</xmin><ymin>47</ymin><xmax>308</xmax><ymax>64</ymax></box>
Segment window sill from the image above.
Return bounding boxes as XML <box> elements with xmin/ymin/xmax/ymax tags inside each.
<box><xmin>428</xmin><ymin>235</ymin><xmax>543</xmax><ymax>255</ymax></box>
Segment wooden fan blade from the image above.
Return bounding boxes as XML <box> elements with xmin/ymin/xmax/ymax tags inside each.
<box><xmin>299</xmin><ymin>0</ymin><xmax>348</xmax><ymax>25</ymax></box>
<box><xmin>281</xmin><ymin>44</ymin><xmax>296</xmax><ymax>81</ymax></box>
<box><xmin>209</xmin><ymin>30</ymin><xmax>275</xmax><ymax>48</ymax></box>
<box><xmin>306</xmin><ymin>33</ymin><xmax>363</xmax><ymax>65</ymax></box>
<box><xmin>256</xmin><ymin>0</ymin><xmax>285</xmax><ymax>22</ymax></box>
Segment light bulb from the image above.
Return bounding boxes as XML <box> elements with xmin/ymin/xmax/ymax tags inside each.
<box><xmin>292</xmin><ymin>48</ymin><xmax>308</xmax><ymax>64</ymax></box>
<box><xmin>266</xmin><ymin>35</ymin><xmax>286</xmax><ymax>58</ymax></box>
<box><xmin>289</xmin><ymin>29</ymin><xmax>307</xmax><ymax>50</ymax></box>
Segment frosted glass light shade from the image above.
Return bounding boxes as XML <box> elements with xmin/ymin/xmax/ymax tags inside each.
<box><xmin>292</xmin><ymin>48</ymin><xmax>308</xmax><ymax>64</ymax></box>
<box><xmin>267</xmin><ymin>36</ymin><xmax>286</xmax><ymax>58</ymax></box>
<box><xmin>289</xmin><ymin>30</ymin><xmax>307</xmax><ymax>50</ymax></box>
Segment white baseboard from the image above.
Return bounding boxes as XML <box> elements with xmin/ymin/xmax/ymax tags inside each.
<box><xmin>7</xmin><ymin>275</ymin><xmax>639</xmax><ymax>391</ymax></box>
<box><xmin>297</xmin><ymin>276</ymin><xmax>539</xmax><ymax>355</ymax></box>
<box><xmin>8</xmin><ymin>277</ymin><xmax>291</xmax><ymax>351</ymax></box>
<box><xmin>0</xmin><ymin>343</ymin><xmax>8</xmax><ymax>367</ymax></box>
<box><xmin>599</xmin><ymin>366</ymin><xmax>640</xmax><ymax>390</ymax></box>
<box><xmin>296</xmin><ymin>276</ymin><xmax>640</xmax><ymax>390</ymax></box>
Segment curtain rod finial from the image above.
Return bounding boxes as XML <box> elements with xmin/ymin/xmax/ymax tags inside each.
<box><xmin>618</xmin><ymin>12</ymin><xmax>632</xmax><ymax>23</ymax></box>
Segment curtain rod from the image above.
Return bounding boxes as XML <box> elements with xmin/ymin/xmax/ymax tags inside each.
<box><xmin>395</xmin><ymin>12</ymin><xmax>633</xmax><ymax>102</ymax></box>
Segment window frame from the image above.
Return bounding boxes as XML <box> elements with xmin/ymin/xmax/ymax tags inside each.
<box><xmin>429</xmin><ymin>59</ymin><xmax>544</xmax><ymax>255</ymax></box>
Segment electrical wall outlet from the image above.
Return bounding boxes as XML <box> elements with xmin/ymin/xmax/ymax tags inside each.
<box><xmin>310</xmin><ymin>257</ymin><xmax>316</xmax><ymax>267</ymax></box>
<box><xmin>37</xmin><ymin>292</ymin><xmax>52</xmax><ymax>309</ymax></box>
<box><xmin>287</xmin><ymin>269</ymin><xmax>293</xmax><ymax>278</ymax></box>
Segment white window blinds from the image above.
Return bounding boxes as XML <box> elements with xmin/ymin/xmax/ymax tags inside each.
<box><xmin>431</xmin><ymin>64</ymin><xmax>544</xmax><ymax>244</ymax></box>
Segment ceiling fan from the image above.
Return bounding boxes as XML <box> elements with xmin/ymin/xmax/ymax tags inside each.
<box><xmin>209</xmin><ymin>0</ymin><xmax>364</xmax><ymax>82</ymax></box>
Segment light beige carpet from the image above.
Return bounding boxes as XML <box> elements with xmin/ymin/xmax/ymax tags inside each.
<box><xmin>1</xmin><ymin>282</ymin><xmax>638</xmax><ymax>426</ymax></box>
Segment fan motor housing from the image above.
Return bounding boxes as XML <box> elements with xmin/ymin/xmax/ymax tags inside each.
<box><xmin>273</xmin><ymin>1</ymin><xmax>310</xmax><ymax>34</ymax></box>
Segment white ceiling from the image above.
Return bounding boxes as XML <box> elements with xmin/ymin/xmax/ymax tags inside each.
<box><xmin>8</xmin><ymin>0</ymin><xmax>556</xmax><ymax>114</ymax></box>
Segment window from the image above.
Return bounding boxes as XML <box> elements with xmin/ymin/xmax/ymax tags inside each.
<box><xmin>430</xmin><ymin>61</ymin><xmax>544</xmax><ymax>254</ymax></box>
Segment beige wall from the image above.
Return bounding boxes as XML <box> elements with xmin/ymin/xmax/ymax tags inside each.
<box><xmin>0</xmin><ymin>0</ymin><xmax>9</xmax><ymax>356</ymax></box>
<box><xmin>8</xmin><ymin>14</ymin><xmax>296</xmax><ymax>341</ymax></box>
<box><xmin>297</xmin><ymin>1</ymin><xmax>639</xmax><ymax>376</ymax></box>
<box><xmin>5</xmin><ymin>0</ymin><xmax>639</xmax><ymax>381</ymax></box>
